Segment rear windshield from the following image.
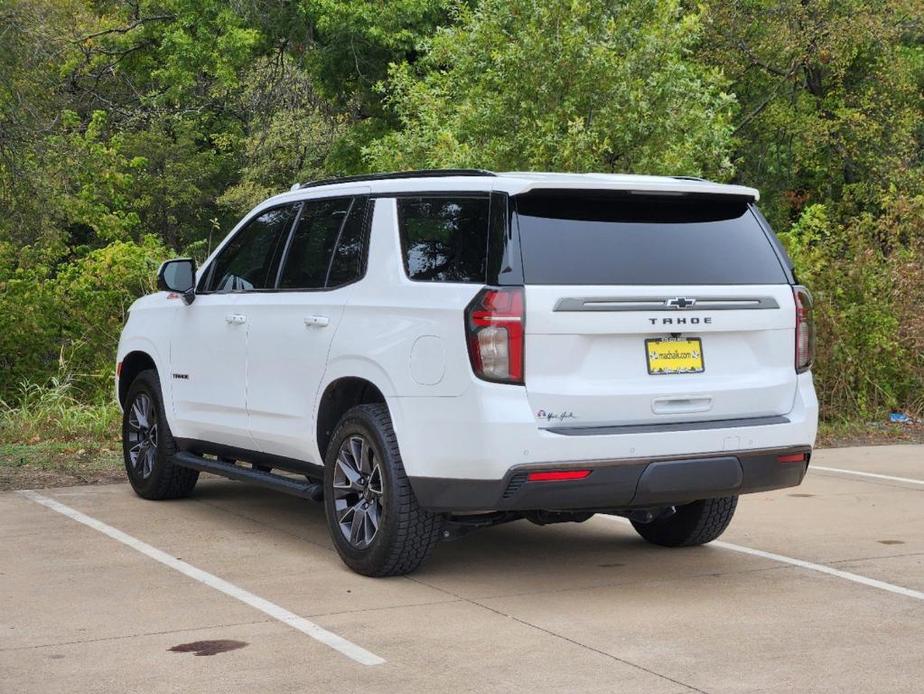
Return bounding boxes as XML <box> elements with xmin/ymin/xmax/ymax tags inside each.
<box><xmin>515</xmin><ymin>192</ymin><xmax>788</xmax><ymax>285</ymax></box>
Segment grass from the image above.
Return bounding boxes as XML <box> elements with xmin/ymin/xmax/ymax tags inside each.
<box><xmin>0</xmin><ymin>376</ymin><xmax>119</xmax><ymax>443</ymax></box>
<box><xmin>0</xmin><ymin>376</ymin><xmax>123</xmax><ymax>490</ymax></box>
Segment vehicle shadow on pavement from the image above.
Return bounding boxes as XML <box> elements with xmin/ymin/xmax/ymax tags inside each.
<box><xmin>189</xmin><ymin>478</ymin><xmax>726</xmax><ymax>594</ymax></box>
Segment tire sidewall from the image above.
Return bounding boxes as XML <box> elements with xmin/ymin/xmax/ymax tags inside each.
<box><xmin>323</xmin><ymin>408</ymin><xmax>401</xmax><ymax>574</ymax></box>
<box><xmin>122</xmin><ymin>371</ymin><xmax>176</xmax><ymax>497</ymax></box>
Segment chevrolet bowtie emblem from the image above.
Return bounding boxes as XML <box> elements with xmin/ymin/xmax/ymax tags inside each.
<box><xmin>665</xmin><ymin>297</ymin><xmax>697</xmax><ymax>309</ymax></box>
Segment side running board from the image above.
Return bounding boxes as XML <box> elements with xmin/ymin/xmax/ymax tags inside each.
<box><xmin>170</xmin><ymin>452</ymin><xmax>323</xmax><ymax>501</ymax></box>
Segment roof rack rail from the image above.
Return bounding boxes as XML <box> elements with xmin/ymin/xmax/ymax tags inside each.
<box><xmin>294</xmin><ymin>169</ymin><xmax>496</xmax><ymax>190</ymax></box>
<box><xmin>671</xmin><ymin>175</ymin><xmax>708</xmax><ymax>182</ymax></box>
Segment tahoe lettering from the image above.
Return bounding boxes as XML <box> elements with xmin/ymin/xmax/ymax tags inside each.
<box><xmin>648</xmin><ymin>317</ymin><xmax>712</xmax><ymax>325</ymax></box>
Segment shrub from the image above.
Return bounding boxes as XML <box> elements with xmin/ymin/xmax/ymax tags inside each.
<box><xmin>780</xmin><ymin>199</ymin><xmax>923</xmax><ymax>420</ymax></box>
<box><xmin>0</xmin><ymin>236</ymin><xmax>170</xmax><ymax>401</ymax></box>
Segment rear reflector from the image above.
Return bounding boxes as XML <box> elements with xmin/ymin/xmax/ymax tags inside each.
<box><xmin>116</xmin><ymin>361</ymin><xmax>123</xmax><ymax>377</ymax></box>
<box><xmin>778</xmin><ymin>452</ymin><xmax>806</xmax><ymax>464</ymax></box>
<box><xmin>527</xmin><ymin>470</ymin><xmax>591</xmax><ymax>482</ymax></box>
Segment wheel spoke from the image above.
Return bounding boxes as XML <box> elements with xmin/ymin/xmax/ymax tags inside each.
<box><xmin>349</xmin><ymin>505</ymin><xmax>366</xmax><ymax>545</ymax></box>
<box><xmin>333</xmin><ymin>452</ymin><xmax>363</xmax><ymax>491</ymax></box>
<box><xmin>367</xmin><ymin>464</ymin><xmax>383</xmax><ymax>496</ymax></box>
<box><xmin>365</xmin><ymin>500</ymin><xmax>380</xmax><ymax>534</ymax></box>
<box><xmin>131</xmin><ymin>397</ymin><xmax>148</xmax><ymax>429</ymax></box>
<box><xmin>125</xmin><ymin>392</ymin><xmax>159</xmax><ymax>481</ymax></box>
<box><xmin>338</xmin><ymin>499</ymin><xmax>356</xmax><ymax>524</ymax></box>
<box><xmin>333</xmin><ymin>433</ymin><xmax>383</xmax><ymax>549</ymax></box>
<box><xmin>349</xmin><ymin>437</ymin><xmax>365</xmax><ymax>473</ymax></box>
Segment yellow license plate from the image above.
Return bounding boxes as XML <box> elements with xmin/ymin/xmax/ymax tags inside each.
<box><xmin>645</xmin><ymin>338</ymin><xmax>704</xmax><ymax>375</ymax></box>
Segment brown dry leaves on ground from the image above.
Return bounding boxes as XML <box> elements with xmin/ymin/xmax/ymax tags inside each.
<box><xmin>0</xmin><ymin>441</ymin><xmax>123</xmax><ymax>491</ymax></box>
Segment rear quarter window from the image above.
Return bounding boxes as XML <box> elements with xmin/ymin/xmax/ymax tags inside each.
<box><xmin>515</xmin><ymin>192</ymin><xmax>788</xmax><ymax>285</ymax></box>
<box><xmin>396</xmin><ymin>196</ymin><xmax>490</xmax><ymax>283</ymax></box>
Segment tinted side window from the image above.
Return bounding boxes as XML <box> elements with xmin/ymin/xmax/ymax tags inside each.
<box><xmin>515</xmin><ymin>193</ymin><xmax>789</xmax><ymax>285</ymax></box>
<box><xmin>278</xmin><ymin>197</ymin><xmax>352</xmax><ymax>290</ymax></box>
<box><xmin>327</xmin><ymin>197</ymin><xmax>369</xmax><ymax>288</ymax></box>
<box><xmin>397</xmin><ymin>196</ymin><xmax>490</xmax><ymax>283</ymax></box>
<box><xmin>207</xmin><ymin>205</ymin><xmax>297</xmax><ymax>292</ymax></box>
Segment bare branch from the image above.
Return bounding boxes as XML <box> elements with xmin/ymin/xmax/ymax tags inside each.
<box><xmin>76</xmin><ymin>15</ymin><xmax>175</xmax><ymax>43</ymax></box>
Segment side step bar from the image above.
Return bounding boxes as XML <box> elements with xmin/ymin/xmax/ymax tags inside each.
<box><xmin>170</xmin><ymin>452</ymin><xmax>323</xmax><ymax>501</ymax></box>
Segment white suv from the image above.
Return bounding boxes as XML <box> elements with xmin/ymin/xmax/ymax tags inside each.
<box><xmin>116</xmin><ymin>170</ymin><xmax>818</xmax><ymax>576</ymax></box>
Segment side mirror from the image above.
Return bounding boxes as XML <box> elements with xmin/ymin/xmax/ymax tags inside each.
<box><xmin>157</xmin><ymin>258</ymin><xmax>197</xmax><ymax>305</ymax></box>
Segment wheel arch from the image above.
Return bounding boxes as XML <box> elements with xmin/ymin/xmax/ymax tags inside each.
<box><xmin>316</xmin><ymin>376</ymin><xmax>389</xmax><ymax>464</ymax></box>
<box><xmin>118</xmin><ymin>350</ymin><xmax>159</xmax><ymax>407</ymax></box>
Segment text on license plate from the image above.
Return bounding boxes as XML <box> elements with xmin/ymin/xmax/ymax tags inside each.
<box><xmin>645</xmin><ymin>338</ymin><xmax>704</xmax><ymax>375</ymax></box>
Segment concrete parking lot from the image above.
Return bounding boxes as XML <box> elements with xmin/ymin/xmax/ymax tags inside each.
<box><xmin>1</xmin><ymin>445</ymin><xmax>922</xmax><ymax>693</ymax></box>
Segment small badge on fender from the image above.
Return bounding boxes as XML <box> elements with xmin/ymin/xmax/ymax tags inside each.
<box><xmin>537</xmin><ymin>410</ymin><xmax>576</xmax><ymax>423</ymax></box>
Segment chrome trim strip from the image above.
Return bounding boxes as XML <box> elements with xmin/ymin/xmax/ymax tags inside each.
<box><xmin>545</xmin><ymin>415</ymin><xmax>790</xmax><ymax>436</ymax></box>
<box><xmin>553</xmin><ymin>296</ymin><xmax>780</xmax><ymax>312</ymax></box>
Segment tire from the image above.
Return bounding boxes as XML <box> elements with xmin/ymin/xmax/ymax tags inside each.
<box><xmin>631</xmin><ymin>496</ymin><xmax>738</xmax><ymax>547</ymax></box>
<box><xmin>323</xmin><ymin>404</ymin><xmax>442</xmax><ymax>576</ymax></box>
<box><xmin>122</xmin><ymin>369</ymin><xmax>199</xmax><ymax>500</ymax></box>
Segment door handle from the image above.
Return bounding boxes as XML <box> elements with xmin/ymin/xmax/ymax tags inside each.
<box><xmin>225</xmin><ymin>314</ymin><xmax>246</xmax><ymax>325</ymax></box>
<box><xmin>304</xmin><ymin>315</ymin><xmax>330</xmax><ymax>328</ymax></box>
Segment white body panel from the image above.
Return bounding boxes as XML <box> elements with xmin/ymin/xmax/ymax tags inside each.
<box><xmin>392</xmin><ymin>373</ymin><xmax>817</xmax><ymax>480</ymax></box>
<box><xmin>523</xmin><ymin>284</ymin><xmax>798</xmax><ymax>428</ymax></box>
<box><xmin>244</xmin><ymin>286</ymin><xmax>354</xmax><ymax>461</ymax></box>
<box><xmin>117</xmin><ymin>172</ymin><xmax>816</xmax><ymax>489</ymax></box>
<box><xmin>168</xmin><ymin>293</ymin><xmax>253</xmax><ymax>449</ymax></box>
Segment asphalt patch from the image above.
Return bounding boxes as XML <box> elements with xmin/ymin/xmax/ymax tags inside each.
<box><xmin>169</xmin><ymin>640</ymin><xmax>249</xmax><ymax>656</ymax></box>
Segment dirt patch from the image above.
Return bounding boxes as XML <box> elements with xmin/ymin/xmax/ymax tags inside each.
<box><xmin>0</xmin><ymin>442</ymin><xmax>123</xmax><ymax>491</ymax></box>
<box><xmin>816</xmin><ymin>421</ymin><xmax>924</xmax><ymax>448</ymax></box>
<box><xmin>168</xmin><ymin>640</ymin><xmax>248</xmax><ymax>656</ymax></box>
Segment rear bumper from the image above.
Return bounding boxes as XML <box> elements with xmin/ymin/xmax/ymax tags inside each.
<box><xmin>410</xmin><ymin>446</ymin><xmax>811</xmax><ymax>512</ymax></box>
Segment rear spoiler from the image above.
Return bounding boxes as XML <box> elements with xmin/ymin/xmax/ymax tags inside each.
<box><xmin>507</xmin><ymin>176</ymin><xmax>759</xmax><ymax>201</ymax></box>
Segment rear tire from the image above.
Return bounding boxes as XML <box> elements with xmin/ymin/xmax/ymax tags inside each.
<box><xmin>323</xmin><ymin>404</ymin><xmax>442</xmax><ymax>576</ymax></box>
<box><xmin>631</xmin><ymin>496</ymin><xmax>738</xmax><ymax>547</ymax></box>
<box><xmin>122</xmin><ymin>370</ymin><xmax>199</xmax><ymax>500</ymax></box>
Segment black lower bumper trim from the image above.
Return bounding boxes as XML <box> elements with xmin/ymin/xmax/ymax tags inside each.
<box><xmin>409</xmin><ymin>447</ymin><xmax>811</xmax><ymax>512</ymax></box>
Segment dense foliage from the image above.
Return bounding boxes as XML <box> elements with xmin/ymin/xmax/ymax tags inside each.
<box><xmin>1</xmin><ymin>0</ymin><xmax>921</xmax><ymax>422</ymax></box>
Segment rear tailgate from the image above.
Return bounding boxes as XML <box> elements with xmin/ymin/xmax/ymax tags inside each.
<box><xmin>514</xmin><ymin>190</ymin><xmax>797</xmax><ymax>430</ymax></box>
<box><xmin>524</xmin><ymin>284</ymin><xmax>796</xmax><ymax>428</ymax></box>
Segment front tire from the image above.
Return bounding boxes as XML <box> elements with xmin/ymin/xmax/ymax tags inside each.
<box><xmin>323</xmin><ymin>404</ymin><xmax>442</xmax><ymax>576</ymax></box>
<box><xmin>122</xmin><ymin>370</ymin><xmax>199</xmax><ymax>500</ymax></box>
<box><xmin>631</xmin><ymin>496</ymin><xmax>738</xmax><ymax>547</ymax></box>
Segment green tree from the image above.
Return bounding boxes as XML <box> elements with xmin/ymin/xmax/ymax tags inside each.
<box><xmin>702</xmin><ymin>0</ymin><xmax>923</xmax><ymax>227</ymax></box>
<box><xmin>366</xmin><ymin>0</ymin><xmax>737</xmax><ymax>175</ymax></box>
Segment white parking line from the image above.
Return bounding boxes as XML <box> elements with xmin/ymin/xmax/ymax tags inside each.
<box><xmin>18</xmin><ymin>490</ymin><xmax>385</xmax><ymax>666</ymax></box>
<box><xmin>600</xmin><ymin>516</ymin><xmax>924</xmax><ymax>602</ymax></box>
<box><xmin>810</xmin><ymin>465</ymin><xmax>924</xmax><ymax>487</ymax></box>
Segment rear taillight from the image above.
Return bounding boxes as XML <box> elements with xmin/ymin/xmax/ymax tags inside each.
<box><xmin>465</xmin><ymin>287</ymin><xmax>525</xmax><ymax>384</ymax></box>
<box><xmin>794</xmin><ymin>286</ymin><xmax>815</xmax><ymax>373</ymax></box>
